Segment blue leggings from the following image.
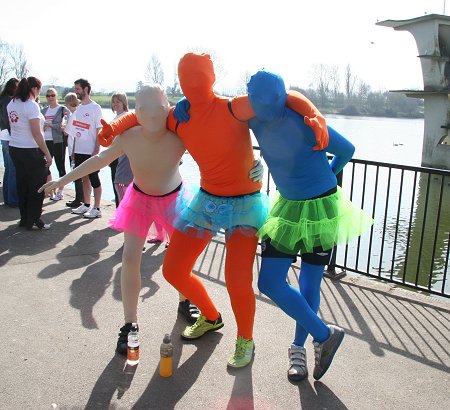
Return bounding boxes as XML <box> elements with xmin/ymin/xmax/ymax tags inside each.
<box><xmin>258</xmin><ymin>258</ymin><xmax>329</xmax><ymax>345</ymax></box>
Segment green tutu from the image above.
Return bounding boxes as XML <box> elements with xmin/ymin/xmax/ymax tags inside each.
<box><xmin>257</xmin><ymin>187</ymin><xmax>374</xmax><ymax>254</ymax></box>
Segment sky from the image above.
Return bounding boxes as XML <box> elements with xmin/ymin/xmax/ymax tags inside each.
<box><xmin>0</xmin><ymin>0</ymin><xmax>448</xmax><ymax>93</ymax></box>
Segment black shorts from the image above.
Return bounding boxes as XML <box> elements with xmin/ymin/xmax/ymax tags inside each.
<box><xmin>74</xmin><ymin>153</ymin><xmax>101</xmax><ymax>188</ymax></box>
<box><xmin>261</xmin><ymin>238</ymin><xmax>333</xmax><ymax>266</ymax></box>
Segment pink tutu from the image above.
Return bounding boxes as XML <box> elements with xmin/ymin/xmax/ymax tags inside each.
<box><xmin>109</xmin><ymin>182</ymin><xmax>189</xmax><ymax>239</ymax></box>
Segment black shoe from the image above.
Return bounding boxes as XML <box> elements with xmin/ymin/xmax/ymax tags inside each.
<box><xmin>116</xmin><ymin>323</ymin><xmax>139</xmax><ymax>356</ymax></box>
<box><xmin>66</xmin><ymin>200</ymin><xmax>82</xmax><ymax>208</ymax></box>
<box><xmin>178</xmin><ymin>299</ymin><xmax>200</xmax><ymax>324</ymax></box>
<box><xmin>18</xmin><ymin>220</ymin><xmax>27</xmax><ymax>227</ymax></box>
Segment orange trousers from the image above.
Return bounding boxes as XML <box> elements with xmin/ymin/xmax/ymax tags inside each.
<box><xmin>162</xmin><ymin>228</ymin><xmax>258</xmax><ymax>340</ymax></box>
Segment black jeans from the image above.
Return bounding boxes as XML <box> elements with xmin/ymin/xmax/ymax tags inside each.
<box><xmin>9</xmin><ymin>146</ymin><xmax>48</xmax><ymax>228</ymax></box>
<box><xmin>46</xmin><ymin>140</ymin><xmax>67</xmax><ymax>178</ymax></box>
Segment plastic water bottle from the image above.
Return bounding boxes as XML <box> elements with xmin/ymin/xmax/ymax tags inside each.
<box><xmin>127</xmin><ymin>323</ymin><xmax>139</xmax><ymax>365</ymax></box>
<box><xmin>159</xmin><ymin>333</ymin><xmax>173</xmax><ymax>377</ymax></box>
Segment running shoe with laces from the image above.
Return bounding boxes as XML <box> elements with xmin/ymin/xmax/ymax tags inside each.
<box><xmin>288</xmin><ymin>344</ymin><xmax>308</xmax><ymax>382</ymax></box>
<box><xmin>227</xmin><ymin>336</ymin><xmax>255</xmax><ymax>368</ymax></box>
<box><xmin>71</xmin><ymin>204</ymin><xmax>90</xmax><ymax>214</ymax></box>
<box><xmin>313</xmin><ymin>324</ymin><xmax>345</xmax><ymax>380</ymax></box>
<box><xmin>181</xmin><ymin>313</ymin><xmax>224</xmax><ymax>340</ymax></box>
<box><xmin>83</xmin><ymin>207</ymin><xmax>102</xmax><ymax>219</ymax></box>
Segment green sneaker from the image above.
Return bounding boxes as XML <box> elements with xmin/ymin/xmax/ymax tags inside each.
<box><xmin>181</xmin><ymin>313</ymin><xmax>224</xmax><ymax>340</ymax></box>
<box><xmin>227</xmin><ymin>336</ymin><xmax>255</xmax><ymax>368</ymax></box>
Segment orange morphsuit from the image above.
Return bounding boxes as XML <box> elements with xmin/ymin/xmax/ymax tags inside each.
<box><xmin>97</xmin><ymin>53</ymin><xmax>329</xmax><ymax>342</ymax></box>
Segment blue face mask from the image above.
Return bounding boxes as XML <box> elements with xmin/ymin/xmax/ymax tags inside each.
<box><xmin>248</xmin><ymin>70</ymin><xmax>287</xmax><ymax>122</ymax></box>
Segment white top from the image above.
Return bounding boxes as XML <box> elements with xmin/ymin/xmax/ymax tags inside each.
<box><xmin>66</xmin><ymin>101</ymin><xmax>102</xmax><ymax>155</ymax></box>
<box><xmin>7</xmin><ymin>98</ymin><xmax>44</xmax><ymax>148</ymax></box>
<box><xmin>43</xmin><ymin>105</ymin><xmax>59</xmax><ymax>141</ymax></box>
<box><xmin>0</xmin><ymin>129</ymin><xmax>10</xmax><ymax>141</ymax></box>
<box><xmin>66</xmin><ymin>111</ymin><xmax>76</xmax><ymax>155</ymax></box>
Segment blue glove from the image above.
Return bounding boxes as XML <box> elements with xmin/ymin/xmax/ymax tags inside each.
<box><xmin>173</xmin><ymin>97</ymin><xmax>191</xmax><ymax>123</ymax></box>
<box><xmin>249</xmin><ymin>158</ymin><xmax>265</xmax><ymax>182</ymax></box>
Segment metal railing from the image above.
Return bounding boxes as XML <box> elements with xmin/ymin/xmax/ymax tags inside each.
<box><xmin>255</xmin><ymin>147</ymin><xmax>450</xmax><ymax>298</ymax></box>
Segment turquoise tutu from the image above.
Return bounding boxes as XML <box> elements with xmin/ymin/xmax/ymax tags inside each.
<box><xmin>173</xmin><ymin>188</ymin><xmax>269</xmax><ymax>238</ymax></box>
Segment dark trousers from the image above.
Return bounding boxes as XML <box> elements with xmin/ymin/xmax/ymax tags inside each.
<box><xmin>9</xmin><ymin>146</ymin><xmax>47</xmax><ymax>228</ymax></box>
<box><xmin>109</xmin><ymin>158</ymin><xmax>119</xmax><ymax>207</ymax></box>
<box><xmin>46</xmin><ymin>139</ymin><xmax>67</xmax><ymax>178</ymax></box>
<box><xmin>1</xmin><ymin>140</ymin><xmax>18</xmax><ymax>206</ymax></box>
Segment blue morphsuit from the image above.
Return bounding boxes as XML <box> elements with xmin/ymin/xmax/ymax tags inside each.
<box><xmin>247</xmin><ymin>70</ymin><xmax>355</xmax><ymax>200</ymax></box>
<box><xmin>248</xmin><ymin>70</ymin><xmax>356</xmax><ymax>348</ymax></box>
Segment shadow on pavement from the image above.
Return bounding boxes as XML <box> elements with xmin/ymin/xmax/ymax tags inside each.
<box><xmin>86</xmin><ymin>317</ymin><xmax>223</xmax><ymax>410</ymax></box>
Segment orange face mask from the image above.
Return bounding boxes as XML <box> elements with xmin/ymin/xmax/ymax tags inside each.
<box><xmin>178</xmin><ymin>53</ymin><xmax>216</xmax><ymax>103</ymax></box>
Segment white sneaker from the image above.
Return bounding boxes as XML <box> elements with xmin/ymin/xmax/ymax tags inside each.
<box><xmin>72</xmin><ymin>204</ymin><xmax>90</xmax><ymax>214</ymax></box>
<box><xmin>288</xmin><ymin>344</ymin><xmax>308</xmax><ymax>382</ymax></box>
<box><xmin>56</xmin><ymin>189</ymin><xmax>64</xmax><ymax>200</ymax></box>
<box><xmin>49</xmin><ymin>194</ymin><xmax>58</xmax><ymax>201</ymax></box>
<box><xmin>83</xmin><ymin>207</ymin><xmax>102</xmax><ymax>219</ymax></box>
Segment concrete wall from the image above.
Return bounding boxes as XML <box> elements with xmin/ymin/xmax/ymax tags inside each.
<box><xmin>378</xmin><ymin>14</ymin><xmax>450</xmax><ymax>170</ymax></box>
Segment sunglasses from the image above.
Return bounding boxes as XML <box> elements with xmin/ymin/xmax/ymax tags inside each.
<box><xmin>46</xmin><ymin>94</ymin><xmax>56</xmax><ymax>97</ymax></box>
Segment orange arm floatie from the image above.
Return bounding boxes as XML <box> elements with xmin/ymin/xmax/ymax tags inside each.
<box><xmin>230</xmin><ymin>92</ymin><xmax>329</xmax><ymax>151</ymax></box>
<box><xmin>286</xmin><ymin>90</ymin><xmax>329</xmax><ymax>151</ymax></box>
<box><xmin>98</xmin><ymin>112</ymin><xmax>140</xmax><ymax>147</ymax></box>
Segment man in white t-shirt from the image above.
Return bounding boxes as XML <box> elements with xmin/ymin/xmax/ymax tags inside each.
<box><xmin>70</xmin><ymin>78</ymin><xmax>103</xmax><ymax>219</ymax></box>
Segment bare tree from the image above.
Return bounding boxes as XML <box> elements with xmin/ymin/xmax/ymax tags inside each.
<box><xmin>0</xmin><ymin>39</ymin><xmax>11</xmax><ymax>89</ymax></box>
<box><xmin>48</xmin><ymin>76</ymin><xmax>59</xmax><ymax>87</ymax></box>
<box><xmin>329</xmin><ymin>65</ymin><xmax>340</xmax><ymax>100</ymax></box>
<box><xmin>357</xmin><ymin>79</ymin><xmax>371</xmax><ymax>108</ymax></box>
<box><xmin>311</xmin><ymin>64</ymin><xmax>331</xmax><ymax>106</ymax></box>
<box><xmin>236</xmin><ymin>70</ymin><xmax>253</xmax><ymax>94</ymax></box>
<box><xmin>145</xmin><ymin>54</ymin><xmax>164</xmax><ymax>85</ymax></box>
<box><xmin>344</xmin><ymin>63</ymin><xmax>357</xmax><ymax>102</ymax></box>
<box><xmin>166</xmin><ymin>66</ymin><xmax>181</xmax><ymax>97</ymax></box>
<box><xmin>136</xmin><ymin>80</ymin><xmax>145</xmax><ymax>91</ymax></box>
<box><xmin>9</xmin><ymin>44</ymin><xmax>29</xmax><ymax>79</ymax></box>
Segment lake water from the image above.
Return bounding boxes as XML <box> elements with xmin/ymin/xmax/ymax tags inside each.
<box><xmin>95</xmin><ymin>110</ymin><xmax>425</xmax><ymax>201</ymax></box>
<box><xmin>0</xmin><ymin>110</ymin><xmax>425</xmax><ymax>199</ymax></box>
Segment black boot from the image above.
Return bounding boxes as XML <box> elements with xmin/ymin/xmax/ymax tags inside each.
<box><xmin>116</xmin><ymin>323</ymin><xmax>139</xmax><ymax>355</ymax></box>
<box><xmin>178</xmin><ymin>300</ymin><xmax>200</xmax><ymax>324</ymax></box>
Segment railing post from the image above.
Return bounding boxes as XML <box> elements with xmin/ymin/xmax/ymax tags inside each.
<box><xmin>324</xmin><ymin>169</ymin><xmax>347</xmax><ymax>280</ymax></box>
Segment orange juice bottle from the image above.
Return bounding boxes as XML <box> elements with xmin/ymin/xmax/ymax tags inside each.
<box><xmin>159</xmin><ymin>333</ymin><xmax>173</xmax><ymax>377</ymax></box>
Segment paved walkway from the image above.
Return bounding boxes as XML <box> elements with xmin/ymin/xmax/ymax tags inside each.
<box><xmin>0</xmin><ymin>175</ymin><xmax>449</xmax><ymax>410</ymax></box>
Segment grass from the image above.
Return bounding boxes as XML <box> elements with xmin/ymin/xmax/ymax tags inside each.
<box><xmin>39</xmin><ymin>93</ymin><xmax>181</xmax><ymax>109</ymax></box>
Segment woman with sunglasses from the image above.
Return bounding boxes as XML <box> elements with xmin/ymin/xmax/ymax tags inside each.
<box><xmin>41</xmin><ymin>88</ymin><xmax>70</xmax><ymax>201</ymax></box>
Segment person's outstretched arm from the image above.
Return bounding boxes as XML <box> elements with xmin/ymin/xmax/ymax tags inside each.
<box><xmin>39</xmin><ymin>136</ymin><xmax>124</xmax><ymax>196</ymax></box>
<box><xmin>98</xmin><ymin>112</ymin><xmax>140</xmax><ymax>147</ymax></box>
<box><xmin>230</xmin><ymin>92</ymin><xmax>329</xmax><ymax>150</ymax></box>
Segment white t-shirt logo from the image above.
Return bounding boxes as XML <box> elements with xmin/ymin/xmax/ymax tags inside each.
<box><xmin>9</xmin><ymin>111</ymin><xmax>19</xmax><ymax>123</ymax></box>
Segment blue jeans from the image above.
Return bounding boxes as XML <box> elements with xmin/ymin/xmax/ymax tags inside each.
<box><xmin>1</xmin><ymin>140</ymin><xmax>18</xmax><ymax>207</ymax></box>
